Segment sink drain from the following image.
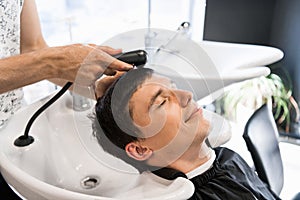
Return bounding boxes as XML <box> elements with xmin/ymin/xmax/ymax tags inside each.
<box><xmin>81</xmin><ymin>176</ymin><xmax>100</xmax><ymax>189</ymax></box>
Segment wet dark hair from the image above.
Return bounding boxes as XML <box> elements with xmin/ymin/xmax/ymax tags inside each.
<box><xmin>92</xmin><ymin>68</ymin><xmax>155</xmax><ymax>172</ymax></box>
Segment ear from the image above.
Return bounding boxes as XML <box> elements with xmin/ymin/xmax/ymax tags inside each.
<box><xmin>125</xmin><ymin>142</ymin><xmax>153</xmax><ymax>161</ymax></box>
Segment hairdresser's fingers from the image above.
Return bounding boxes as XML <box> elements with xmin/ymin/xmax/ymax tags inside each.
<box><xmin>94</xmin><ymin>77</ymin><xmax>115</xmax><ymax>99</ymax></box>
<box><xmin>99</xmin><ymin>46</ymin><xmax>123</xmax><ymax>56</ymax></box>
<box><xmin>95</xmin><ymin>72</ymin><xmax>124</xmax><ymax>99</ymax></box>
<box><xmin>91</xmin><ymin>46</ymin><xmax>132</xmax><ymax>71</ymax></box>
<box><xmin>103</xmin><ymin>68</ymin><xmax>117</xmax><ymax>76</ymax></box>
<box><xmin>108</xmin><ymin>58</ymin><xmax>133</xmax><ymax>71</ymax></box>
<box><xmin>75</xmin><ymin>46</ymin><xmax>131</xmax><ymax>85</ymax></box>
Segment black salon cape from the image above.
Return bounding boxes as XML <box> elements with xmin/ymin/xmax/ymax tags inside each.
<box><xmin>153</xmin><ymin>147</ymin><xmax>281</xmax><ymax>200</ymax></box>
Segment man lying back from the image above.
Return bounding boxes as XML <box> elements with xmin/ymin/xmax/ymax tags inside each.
<box><xmin>92</xmin><ymin>68</ymin><xmax>280</xmax><ymax>200</ymax></box>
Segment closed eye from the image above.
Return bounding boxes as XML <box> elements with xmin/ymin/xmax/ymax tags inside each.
<box><xmin>159</xmin><ymin>99</ymin><xmax>167</xmax><ymax>107</ymax></box>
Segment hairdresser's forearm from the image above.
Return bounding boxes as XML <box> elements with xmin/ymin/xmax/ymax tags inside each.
<box><xmin>0</xmin><ymin>48</ymin><xmax>60</xmax><ymax>94</ymax></box>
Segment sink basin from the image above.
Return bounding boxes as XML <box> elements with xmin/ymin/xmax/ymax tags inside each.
<box><xmin>199</xmin><ymin>40</ymin><xmax>283</xmax><ymax>72</ymax></box>
<box><xmin>0</xmin><ymin>89</ymin><xmax>232</xmax><ymax>199</ymax></box>
<box><xmin>0</xmin><ymin>92</ymin><xmax>195</xmax><ymax>200</ymax></box>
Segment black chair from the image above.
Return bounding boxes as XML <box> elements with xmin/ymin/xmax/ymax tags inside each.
<box><xmin>243</xmin><ymin>103</ymin><xmax>300</xmax><ymax>199</ymax></box>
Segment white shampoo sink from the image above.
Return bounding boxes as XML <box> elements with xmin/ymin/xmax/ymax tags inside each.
<box><xmin>0</xmin><ymin>92</ymin><xmax>194</xmax><ymax>200</ymax></box>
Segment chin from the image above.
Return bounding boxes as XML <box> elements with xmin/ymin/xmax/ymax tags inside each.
<box><xmin>198</xmin><ymin>117</ymin><xmax>211</xmax><ymax>139</ymax></box>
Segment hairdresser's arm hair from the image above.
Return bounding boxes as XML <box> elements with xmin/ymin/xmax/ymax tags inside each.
<box><xmin>0</xmin><ymin>0</ymin><xmax>93</xmax><ymax>95</ymax></box>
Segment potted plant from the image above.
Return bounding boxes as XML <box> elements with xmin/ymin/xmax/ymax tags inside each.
<box><xmin>215</xmin><ymin>73</ymin><xmax>300</xmax><ymax>133</ymax></box>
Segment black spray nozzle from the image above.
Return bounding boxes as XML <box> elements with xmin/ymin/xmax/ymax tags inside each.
<box><xmin>114</xmin><ymin>50</ymin><xmax>147</xmax><ymax>67</ymax></box>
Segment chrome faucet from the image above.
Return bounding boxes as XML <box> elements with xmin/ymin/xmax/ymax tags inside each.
<box><xmin>71</xmin><ymin>92</ymin><xmax>91</xmax><ymax>111</ymax></box>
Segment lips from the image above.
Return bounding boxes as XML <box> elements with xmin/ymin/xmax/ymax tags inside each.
<box><xmin>185</xmin><ymin>106</ymin><xmax>202</xmax><ymax>122</ymax></box>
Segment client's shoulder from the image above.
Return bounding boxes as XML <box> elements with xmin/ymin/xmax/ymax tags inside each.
<box><xmin>213</xmin><ymin>147</ymin><xmax>249</xmax><ymax>167</ymax></box>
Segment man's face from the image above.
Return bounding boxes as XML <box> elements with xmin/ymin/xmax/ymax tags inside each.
<box><xmin>128</xmin><ymin>73</ymin><xmax>210</xmax><ymax>166</ymax></box>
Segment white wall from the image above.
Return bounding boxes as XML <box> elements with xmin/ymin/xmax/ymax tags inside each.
<box><xmin>35</xmin><ymin>0</ymin><xmax>206</xmax><ymax>45</ymax></box>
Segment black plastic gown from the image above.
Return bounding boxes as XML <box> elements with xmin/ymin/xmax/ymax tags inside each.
<box><xmin>153</xmin><ymin>147</ymin><xmax>281</xmax><ymax>200</ymax></box>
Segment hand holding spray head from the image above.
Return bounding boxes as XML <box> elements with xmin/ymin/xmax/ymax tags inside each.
<box><xmin>13</xmin><ymin>50</ymin><xmax>148</xmax><ymax>147</ymax></box>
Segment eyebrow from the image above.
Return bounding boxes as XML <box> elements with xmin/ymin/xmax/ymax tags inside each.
<box><xmin>148</xmin><ymin>88</ymin><xmax>163</xmax><ymax>110</ymax></box>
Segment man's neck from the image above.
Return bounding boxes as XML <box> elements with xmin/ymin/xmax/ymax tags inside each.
<box><xmin>168</xmin><ymin>144</ymin><xmax>212</xmax><ymax>174</ymax></box>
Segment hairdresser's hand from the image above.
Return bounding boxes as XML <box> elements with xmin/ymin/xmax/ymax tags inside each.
<box><xmin>51</xmin><ymin>44</ymin><xmax>132</xmax><ymax>87</ymax></box>
<box><xmin>94</xmin><ymin>71</ymin><xmax>125</xmax><ymax>99</ymax></box>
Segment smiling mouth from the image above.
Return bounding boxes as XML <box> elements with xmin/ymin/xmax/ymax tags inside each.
<box><xmin>185</xmin><ymin>107</ymin><xmax>202</xmax><ymax>122</ymax></box>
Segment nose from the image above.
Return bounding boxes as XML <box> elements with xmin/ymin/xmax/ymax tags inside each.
<box><xmin>173</xmin><ymin>89</ymin><xmax>193</xmax><ymax>107</ymax></box>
